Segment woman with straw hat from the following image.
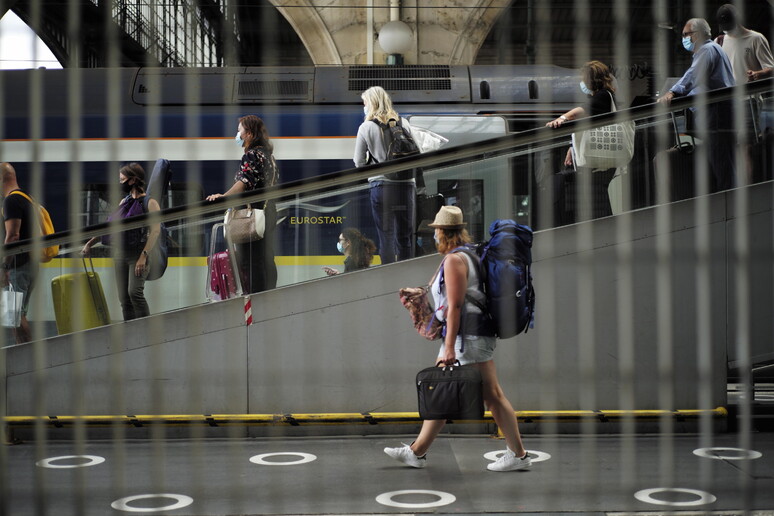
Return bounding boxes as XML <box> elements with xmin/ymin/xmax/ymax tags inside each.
<box><xmin>384</xmin><ymin>205</ymin><xmax>531</xmax><ymax>472</ymax></box>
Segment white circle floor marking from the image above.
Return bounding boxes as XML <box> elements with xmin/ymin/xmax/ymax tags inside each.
<box><xmin>36</xmin><ymin>455</ymin><xmax>106</xmax><ymax>469</ymax></box>
<box><xmin>693</xmin><ymin>447</ymin><xmax>763</xmax><ymax>460</ymax></box>
<box><xmin>375</xmin><ymin>489</ymin><xmax>456</xmax><ymax>509</ymax></box>
<box><xmin>634</xmin><ymin>488</ymin><xmax>716</xmax><ymax>507</ymax></box>
<box><xmin>110</xmin><ymin>493</ymin><xmax>193</xmax><ymax>513</ymax></box>
<box><xmin>249</xmin><ymin>452</ymin><xmax>317</xmax><ymax>466</ymax></box>
<box><xmin>484</xmin><ymin>449</ymin><xmax>551</xmax><ymax>463</ymax></box>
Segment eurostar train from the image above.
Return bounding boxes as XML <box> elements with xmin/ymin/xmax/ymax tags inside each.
<box><xmin>0</xmin><ymin>65</ymin><xmax>581</xmax><ymax>304</ymax></box>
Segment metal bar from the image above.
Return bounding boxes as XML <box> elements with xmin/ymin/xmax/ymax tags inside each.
<box><xmin>3</xmin><ymin>407</ymin><xmax>728</xmax><ymax>428</ymax></box>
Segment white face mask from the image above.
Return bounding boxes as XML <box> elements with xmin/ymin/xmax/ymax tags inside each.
<box><xmin>363</xmin><ymin>105</ymin><xmax>369</xmax><ymax>116</ymax></box>
<box><xmin>235</xmin><ymin>131</ymin><xmax>244</xmax><ymax>146</ymax></box>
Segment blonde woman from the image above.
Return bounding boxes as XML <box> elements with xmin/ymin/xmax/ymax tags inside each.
<box><xmin>354</xmin><ymin>86</ymin><xmax>416</xmax><ymax>265</ymax></box>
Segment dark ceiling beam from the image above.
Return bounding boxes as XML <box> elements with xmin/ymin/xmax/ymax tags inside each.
<box><xmin>11</xmin><ymin>0</ymin><xmax>164</xmax><ymax>67</ymax></box>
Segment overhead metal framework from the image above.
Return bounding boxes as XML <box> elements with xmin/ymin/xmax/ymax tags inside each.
<box><xmin>5</xmin><ymin>0</ymin><xmax>232</xmax><ymax>67</ymax></box>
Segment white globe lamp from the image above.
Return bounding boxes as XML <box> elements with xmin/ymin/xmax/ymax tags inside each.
<box><xmin>379</xmin><ymin>20</ymin><xmax>413</xmax><ymax>64</ymax></box>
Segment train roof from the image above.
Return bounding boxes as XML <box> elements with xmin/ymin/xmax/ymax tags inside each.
<box><xmin>1</xmin><ymin>65</ymin><xmax>580</xmax><ymax>114</ymax></box>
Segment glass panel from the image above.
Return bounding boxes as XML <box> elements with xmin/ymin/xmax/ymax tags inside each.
<box><xmin>0</xmin><ymin>89</ymin><xmax>771</xmax><ymax>339</ymax></box>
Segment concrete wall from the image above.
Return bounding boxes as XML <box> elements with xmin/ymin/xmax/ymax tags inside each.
<box><xmin>5</xmin><ymin>182</ymin><xmax>772</xmax><ymax>419</ymax></box>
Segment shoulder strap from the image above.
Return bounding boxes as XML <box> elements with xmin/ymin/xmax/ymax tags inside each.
<box><xmin>447</xmin><ymin>246</ymin><xmax>487</xmax><ymax>312</ymax></box>
<box><xmin>371</xmin><ymin>119</ymin><xmax>390</xmax><ymax>159</ymax></box>
<box><xmin>427</xmin><ymin>260</ymin><xmax>444</xmax><ymax>288</ymax></box>
<box><xmin>450</xmin><ymin>246</ymin><xmax>484</xmax><ymax>287</ymax></box>
<box><xmin>9</xmin><ymin>191</ymin><xmax>34</xmax><ymax>204</ymax></box>
<box><xmin>607</xmin><ymin>90</ymin><xmax>617</xmax><ymax>112</ymax></box>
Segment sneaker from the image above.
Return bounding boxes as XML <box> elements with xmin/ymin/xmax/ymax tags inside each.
<box><xmin>487</xmin><ymin>449</ymin><xmax>531</xmax><ymax>472</ymax></box>
<box><xmin>384</xmin><ymin>443</ymin><xmax>427</xmax><ymax>468</ymax></box>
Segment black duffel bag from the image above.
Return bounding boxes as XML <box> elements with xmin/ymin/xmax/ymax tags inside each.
<box><xmin>416</xmin><ymin>362</ymin><xmax>484</xmax><ymax>420</ymax></box>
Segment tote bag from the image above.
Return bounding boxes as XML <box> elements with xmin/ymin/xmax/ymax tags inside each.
<box><xmin>1</xmin><ymin>285</ymin><xmax>24</xmax><ymax>327</ymax></box>
<box><xmin>573</xmin><ymin>91</ymin><xmax>635</xmax><ymax>170</ymax></box>
<box><xmin>224</xmin><ymin>204</ymin><xmax>266</xmax><ymax>244</ymax></box>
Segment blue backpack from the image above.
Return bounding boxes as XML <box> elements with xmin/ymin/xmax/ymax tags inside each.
<box><xmin>453</xmin><ymin>220</ymin><xmax>535</xmax><ymax>339</ymax></box>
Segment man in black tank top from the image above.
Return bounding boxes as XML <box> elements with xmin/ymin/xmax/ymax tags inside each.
<box><xmin>1</xmin><ymin>162</ymin><xmax>40</xmax><ymax>343</ymax></box>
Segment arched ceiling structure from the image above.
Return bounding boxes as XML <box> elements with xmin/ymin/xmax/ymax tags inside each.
<box><xmin>1</xmin><ymin>0</ymin><xmax>771</xmax><ymax>69</ymax></box>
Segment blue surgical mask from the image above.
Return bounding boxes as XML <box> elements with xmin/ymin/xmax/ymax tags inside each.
<box><xmin>682</xmin><ymin>36</ymin><xmax>694</xmax><ymax>52</ymax></box>
<box><xmin>579</xmin><ymin>81</ymin><xmax>592</xmax><ymax>96</ymax></box>
<box><xmin>336</xmin><ymin>242</ymin><xmax>345</xmax><ymax>254</ymax></box>
<box><xmin>235</xmin><ymin>131</ymin><xmax>244</xmax><ymax>146</ymax></box>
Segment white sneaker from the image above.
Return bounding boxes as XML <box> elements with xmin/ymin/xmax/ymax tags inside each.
<box><xmin>487</xmin><ymin>449</ymin><xmax>531</xmax><ymax>472</ymax></box>
<box><xmin>384</xmin><ymin>443</ymin><xmax>427</xmax><ymax>468</ymax></box>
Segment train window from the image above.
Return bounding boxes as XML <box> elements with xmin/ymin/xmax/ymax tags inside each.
<box><xmin>406</xmin><ymin>115</ymin><xmax>508</xmax><ymax>147</ymax></box>
<box><xmin>479</xmin><ymin>80</ymin><xmax>491</xmax><ymax>100</ymax></box>
<box><xmin>81</xmin><ymin>184</ymin><xmax>112</xmax><ymax>228</ymax></box>
<box><xmin>528</xmin><ymin>80</ymin><xmax>539</xmax><ymax>99</ymax></box>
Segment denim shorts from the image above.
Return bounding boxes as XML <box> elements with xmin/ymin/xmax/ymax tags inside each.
<box><xmin>437</xmin><ymin>335</ymin><xmax>496</xmax><ymax>365</ymax></box>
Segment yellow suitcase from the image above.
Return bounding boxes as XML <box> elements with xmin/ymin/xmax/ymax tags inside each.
<box><xmin>51</xmin><ymin>258</ymin><xmax>111</xmax><ymax>334</ymax></box>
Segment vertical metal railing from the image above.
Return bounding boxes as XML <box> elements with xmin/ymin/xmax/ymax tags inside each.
<box><xmin>1</xmin><ymin>0</ymin><xmax>773</xmax><ymax>514</ymax></box>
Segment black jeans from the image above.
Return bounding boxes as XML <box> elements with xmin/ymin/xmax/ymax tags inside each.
<box><xmin>234</xmin><ymin>203</ymin><xmax>277</xmax><ymax>294</ymax></box>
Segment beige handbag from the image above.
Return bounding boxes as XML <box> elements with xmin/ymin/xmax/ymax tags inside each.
<box><xmin>224</xmin><ymin>204</ymin><xmax>266</xmax><ymax>244</ymax></box>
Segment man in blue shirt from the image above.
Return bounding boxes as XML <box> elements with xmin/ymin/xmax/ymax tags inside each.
<box><xmin>658</xmin><ymin>18</ymin><xmax>736</xmax><ymax>192</ymax></box>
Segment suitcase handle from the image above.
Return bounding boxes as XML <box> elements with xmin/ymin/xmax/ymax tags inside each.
<box><xmin>671</xmin><ymin>111</ymin><xmax>696</xmax><ymax>152</ymax></box>
<box><xmin>81</xmin><ymin>256</ymin><xmax>96</xmax><ymax>274</ymax></box>
<box><xmin>80</xmin><ymin>256</ymin><xmax>108</xmax><ymax>322</ymax></box>
<box><xmin>749</xmin><ymin>96</ymin><xmax>761</xmax><ymax>144</ymax></box>
<box><xmin>206</xmin><ymin>223</ymin><xmax>244</xmax><ymax>300</ymax></box>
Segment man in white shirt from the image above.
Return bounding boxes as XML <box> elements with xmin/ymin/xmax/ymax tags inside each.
<box><xmin>716</xmin><ymin>4</ymin><xmax>774</xmax><ymax>83</ymax></box>
<box><xmin>715</xmin><ymin>4</ymin><xmax>773</xmax><ymax>182</ymax></box>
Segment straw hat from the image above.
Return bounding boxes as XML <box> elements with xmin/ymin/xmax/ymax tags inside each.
<box><xmin>428</xmin><ymin>205</ymin><xmax>466</xmax><ymax>229</ymax></box>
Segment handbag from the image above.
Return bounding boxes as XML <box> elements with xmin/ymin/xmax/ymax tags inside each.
<box><xmin>224</xmin><ymin>203</ymin><xmax>266</xmax><ymax>244</ymax></box>
<box><xmin>399</xmin><ymin>286</ymin><xmax>445</xmax><ymax>340</ymax></box>
<box><xmin>399</xmin><ymin>263</ymin><xmax>446</xmax><ymax>340</ymax></box>
<box><xmin>416</xmin><ymin>362</ymin><xmax>484</xmax><ymax>420</ymax></box>
<box><xmin>572</xmin><ymin>91</ymin><xmax>635</xmax><ymax>170</ymax></box>
<box><xmin>1</xmin><ymin>284</ymin><xmax>24</xmax><ymax>328</ymax></box>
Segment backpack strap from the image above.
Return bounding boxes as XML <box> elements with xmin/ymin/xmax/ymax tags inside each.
<box><xmin>7</xmin><ymin>190</ymin><xmax>41</xmax><ymax>228</ymax></box>
<box><xmin>8</xmin><ymin>190</ymin><xmax>38</xmax><ymax>207</ymax></box>
<box><xmin>370</xmin><ymin>119</ymin><xmax>392</xmax><ymax>162</ymax></box>
<box><xmin>443</xmin><ymin>246</ymin><xmax>496</xmax><ymax>350</ymax></box>
<box><xmin>9</xmin><ymin>190</ymin><xmax>35</xmax><ymax>204</ymax></box>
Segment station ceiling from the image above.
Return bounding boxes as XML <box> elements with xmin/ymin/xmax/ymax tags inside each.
<box><xmin>6</xmin><ymin>0</ymin><xmax>773</xmax><ymax>69</ymax></box>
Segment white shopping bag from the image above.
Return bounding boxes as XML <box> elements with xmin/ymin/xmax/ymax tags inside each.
<box><xmin>1</xmin><ymin>285</ymin><xmax>24</xmax><ymax>327</ymax></box>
